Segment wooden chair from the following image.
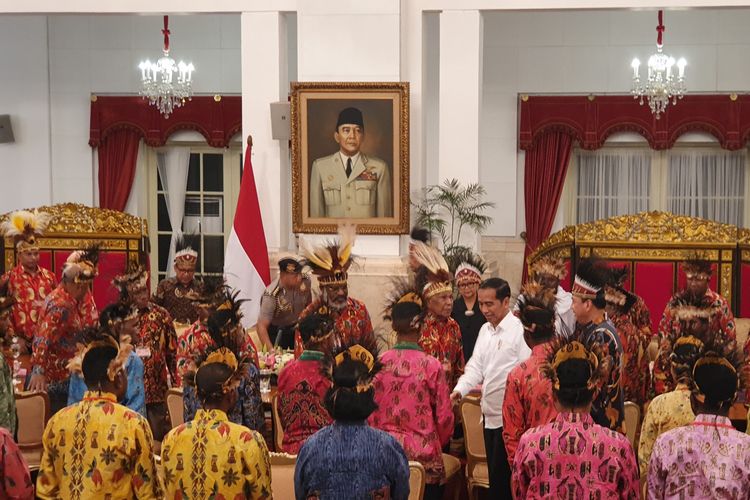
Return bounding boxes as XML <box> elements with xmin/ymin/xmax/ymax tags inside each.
<box><xmin>15</xmin><ymin>391</ymin><xmax>50</xmax><ymax>468</ymax></box>
<box><xmin>408</xmin><ymin>461</ymin><xmax>426</xmax><ymax>500</ymax></box>
<box><xmin>270</xmin><ymin>452</ymin><xmax>297</xmax><ymax>499</ymax></box>
<box><xmin>271</xmin><ymin>393</ymin><xmax>284</xmax><ymax>451</ymax></box>
<box><xmin>441</xmin><ymin>453</ymin><xmax>462</xmax><ymax>500</ymax></box>
<box><xmin>460</xmin><ymin>397</ymin><xmax>489</xmax><ymax>500</ymax></box>
<box><xmin>166</xmin><ymin>387</ymin><xmax>184</xmax><ymax>429</ymax></box>
<box><xmin>624</xmin><ymin>401</ymin><xmax>641</xmax><ymax>451</ymax></box>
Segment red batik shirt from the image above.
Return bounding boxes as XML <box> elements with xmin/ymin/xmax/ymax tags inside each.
<box><xmin>5</xmin><ymin>264</ymin><xmax>57</xmax><ymax>343</ymax></box>
<box><xmin>294</xmin><ymin>297</ymin><xmax>375</xmax><ymax>357</ymax></box>
<box><xmin>369</xmin><ymin>344</ymin><xmax>454</xmax><ymax>485</ymax></box>
<box><xmin>134</xmin><ymin>303</ymin><xmax>177</xmax><ymax>404</ymax></box>
<box><xmin>32</xmin><ymin>287</ymin><xmax>99</xmax><ymax>383</ymax></box>
<box><xmin>653</xmin><ymin>289</ymin><xmax>736</xmax><ymax>395</ymax></box>
<box><xmin>174</xmin><ymin>319</ymin><xmax>259</xmax><ymax>387</ymax></box>
<box><xmin>611</xmin><ymin>310</ymin><xmax>651</xmax><ymax>406</ymax></box>
<box><xmin>502</xmin><ymin>343</ymin><xmax>558</xmax><ymax>466</ymax></box>
<box><xmin>277</xmin><ymin>350</ymin><xmax>332</xmax><ymax>454</ymax></box>
<box><xmin>418</xmin><ymin>313</ymin><xmax>465</xmax><ymax>388</ymax></box>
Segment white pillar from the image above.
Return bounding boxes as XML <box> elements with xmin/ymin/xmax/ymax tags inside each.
<box><xmin>241</xmin><ymin>11</ymin><xmax>287</xmax><ymax>251</ymax></box>
<box><xmin>438</xmin><ymin>10</ymin><xmax>482</xmax><ymax>185</ymax></box>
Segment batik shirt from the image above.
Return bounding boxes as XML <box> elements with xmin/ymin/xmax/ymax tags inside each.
<box><xmin>183</xmin><ymin>363</ymin><xmax>264</xmax><ymax>431</ymax></box>
<box><xmin>32</xmin><ymin>287</ymin><xmax>99</xmax><ymax>383</ymax></box>
<box><xmin>294</xmin><ymin>297</ymin><xmax>375</xmax><ymax>358</ymax></box>
<box><xmin>654</xmin><ymin>289</ymin><xmax>735</xmax><ymax>395</ymax></box>
<box><xmin>637</xmin><ymin>385</ymin><xmax>694</xmax><ymax>478</ymax></box>
<box><xmin>36</xmin><ymin>391</ymin><xmax>161</xmax><ymax>500</ymax></box>
<box><xmin>153</xmin><ymin>277</ymin><xmax>203</xmax><ymax>324</ymax></box>
<box><xmin>369</xmin><ymin>343</ymin><xmax>454</xmax><ymax>485</ymax></box>
<box><xmin>418</xmin><ymin>312</ymin><xmax>465</xmax><ymax>388</ymax></box>
<box><xmin>512</xmin><ymin>412</ymin><xmax>640</xmax><ymax>500</ymax></box>
<box><xmin>175</xmin><ymin>321</ymin><xmax>259</xmax><ymax>387</ymax></box>
<box><xmin>502</xmin><ymin>342</ymin><xmax>558</xmax><ymax>466</ymax></box>
<box><xmin>0</xmin><ymin>356</ymin><xmax>15</xmax><ymax>434</ymax></box>
<box><xmin>0</xmin><ymin>427</ymin><xmax>33</xmax><ymax>499</ymax></box>
<box><xmin>5</xmin><ymin>264</ymin><xmax>57</xmax><ymax>343</ymax></box>
<box><xmin>577</xmin><ymin>318</ymin><xmax>625</xmax><ymax>433</ymax></box>
<box><xmin>134</xmin><ymin>303</ymin><xmax>177</xmax><ymax>404</ymax></box>
<box><xmin>610</xmin><ymin>309</ymin><xmax>651</xmax><ymax>406</ymax></box>
<box><xmin>295</xmin><ymin>422</ymin><xmax>410</xmax><ymax>500</ymax></box>
<box><xmin>161</xmin><ymin>409</ymin><xmax>272</xmax><ymax>500</ymax></box>
<box><xmin>648</xmin><ymin>413</ymin><xmax>750</xmax><ymax>499</ymax></box>
<box><xmin>277</xmin><ymin>350</ymin><xmax>332</xmax><ymax>454</ymax></box>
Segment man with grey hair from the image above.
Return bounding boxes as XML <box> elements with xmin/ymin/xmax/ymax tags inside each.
<box><xmin>28</xmin><ymin>248</ymin><xmax>99</xmax><ymax>414</ymax></box>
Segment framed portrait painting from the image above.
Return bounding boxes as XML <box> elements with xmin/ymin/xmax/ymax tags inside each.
<box><xmin>291</xmin><ymin>81</ymin><xmax>409</xmax><ymax>234</ymax></box>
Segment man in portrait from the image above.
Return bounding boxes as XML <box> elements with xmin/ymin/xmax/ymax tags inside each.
<box><xmin>309</xmin><ymin>107</ymin><xmax>393</xmax><ymax>218</ymax></box>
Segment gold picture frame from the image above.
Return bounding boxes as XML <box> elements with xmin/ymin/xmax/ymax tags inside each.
<box><xmin>291</xmin><ymin>81</ymin><xmax>409</xmax><ymax>234</ymax></box>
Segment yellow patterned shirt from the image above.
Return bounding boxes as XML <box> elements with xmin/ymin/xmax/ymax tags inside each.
<box><xmin>161</xmin><ymin>408</ymin><xmax>272</xmax><ymax>500</ymax></box>
<box><xmin>36</xmin><ymin>391</ymin><xmax>162</xmax><ymax>500</ymax></box>
<box><xmin>637</xmin><ymin>385</ymin><xmax>695</xmax><ymax>477</ymax></box>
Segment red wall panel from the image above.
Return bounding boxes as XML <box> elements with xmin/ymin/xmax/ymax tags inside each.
<box><xmin>633</xmin><ymin>262</ymin><xmax>676</xmax><ymax>335</ymax></box>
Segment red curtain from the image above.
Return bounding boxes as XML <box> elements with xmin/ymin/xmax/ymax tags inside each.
<box><xmin>98</xmin><ymin>129</ymin><xmax>141</xmax><ymax>211</ymax></box>
<box><xmin>522</xmin><ymin>131</ymin><xmax>573</xmax><ymax>282</ymax></box>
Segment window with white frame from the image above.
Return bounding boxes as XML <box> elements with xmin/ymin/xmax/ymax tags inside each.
<box><xmin>563</xmin><ymin>142</ymin><xmax>749</xmax><ymax>227</ymax></box>
<box><xmin>149</xmin><ymin>146</ymin><xmax>242</xmax><ymax>282</ymax></box>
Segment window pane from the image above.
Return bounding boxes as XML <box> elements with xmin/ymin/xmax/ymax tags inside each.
<box><xmin>157</xmin><ymin>194</ymin><xmax>172</xmax><ymax>232</ymax></box>
<box><xmin>203</xmin><ymin>153</ymin><xmax>224</xmax><ymax>192</ymax></box>
<box><xmin>158</xmin><ymin>234</ymin><xmax>172</xmax><ymax>273</ymax></box>
<box><xmin>202</xmin><ymin>195</ymin><xmax>224</xmax><ymax>234</ymax></box>
<box><xmin>203</xmin><ymin>236</ymin><xmax>224</xmax><ymax>273</ymax></box>
<box><xmin>186</xmin><ymin>154</ymin><xmax>201</xmax><ymax>191</ymax></box>
<box><xmin>157</xmin><ymin>169</ymin><xmax>164</xmax><ymax>191</ymax></box>
<box><xmin>183</xmin><ymin>195</ymin><xmax>202</xmax><ymax>233</ymax></box>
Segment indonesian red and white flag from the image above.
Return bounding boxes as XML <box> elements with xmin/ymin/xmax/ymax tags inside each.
<box><xmin>224</xmin><ymin>142</ymin><xmax>271</xmax><ymax>327</ymax></box>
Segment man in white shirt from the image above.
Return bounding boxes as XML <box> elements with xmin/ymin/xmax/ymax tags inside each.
<box><xmin>450</xmin><ymin>277</ymin><xmax>531</xmax><ymax>498</ymax></box>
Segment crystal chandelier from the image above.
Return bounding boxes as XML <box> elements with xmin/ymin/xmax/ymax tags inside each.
<box><xmin>631</xmin><ymin>10</ymin><xmax>686</xmax><ymax>119</ymax></box>
<box><xmin>138</xmin><ymin>16</ymin><xmax>194</xmax><ymax>118</ymax></box>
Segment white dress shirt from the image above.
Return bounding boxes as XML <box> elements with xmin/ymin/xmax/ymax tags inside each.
<box><xmin>453</xmin><ymin>311</ymin><xmax>531</xmax><ymax>429</ymax></box>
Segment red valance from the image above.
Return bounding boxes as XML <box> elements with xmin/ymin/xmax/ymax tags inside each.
<box><xmin>519</xmin><ymin>94</ymin><xmax>750</xmax><ymax>151</ymax></box>
<box><xmin>89</xmin><ymin>95</ymin><xmax>241</xmax><ymax>148</ymax></box>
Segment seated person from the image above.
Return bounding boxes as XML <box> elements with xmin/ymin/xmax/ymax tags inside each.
<box><xmin>161</xmin><ymin>345</ymin><xmax>271</xmax><ymax>499</ymax></box>
<box><xmin>512</xmin><ymin>333</ymin><xmax>640</xmax><ymax>499</ymax></box>
<box><xmin>0</xmin><ymin>426</ymin><xmax>33</xmax><ymax>499</ymax></box>
<box><xmin>295</xmin><ymin>341</ymin><xmax>410</xmax><ymax>500</ymax></box>
<box><xmin>277</xmin><ymin>313</ymin><xmax>333</xmax><ymax>454</ymax></box>
<box><xmin>647</xmin><ymin>339</ymin><xmax>750</xmax><ymax>498</ymax></box>
<box><xmin>0</xmin><ymin>295</ymin><xmax>17</xmax><ymax>434</ymax></box>
<box><xmin>67</xmin><ymin>303</ymin><xmax>146</xmax><ymax>416</ymax></box>
<box><xmin>36</xmin><ymin>332</ymin><xmax>161</xmax><ymax>499</ymax></box>
<box><xmin>369</xmin><ymin>289</ymin><xmax>453</xmax><ymax>500</ymax></box>
<box><xmin>183</xmin><ymin>291</ymin><xmax>263</xmax><ymax>431</ymax></box>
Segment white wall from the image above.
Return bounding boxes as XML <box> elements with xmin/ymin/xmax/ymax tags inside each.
<box><xmin>0</xmin><ymin>13</ymin><xmax>241</xmax><ymax>214</ymax></box>
<box><xmin>481</xmin><ymin>8</ymin><xmax>750</xmax><ymax>238</ymax></box>
<box><xmin>0</xmin><ymin>16</ymin><xmax>51</xmax><ymax>214</ymax></box>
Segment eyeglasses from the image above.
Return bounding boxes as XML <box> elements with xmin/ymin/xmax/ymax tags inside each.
<box><xmin>457</xmin><ymin>283</ymin><xmax>478</xmax><ymax>289</ymax></box>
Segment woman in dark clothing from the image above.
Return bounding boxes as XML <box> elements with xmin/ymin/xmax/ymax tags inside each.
<box><xmin>451</xmin><ymin>252</ymin><xmax>487</xmax><ymax>361</ymax></box>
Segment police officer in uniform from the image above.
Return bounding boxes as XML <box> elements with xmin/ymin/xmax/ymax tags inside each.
<box><xmin>257</xmin><ymin>257</ymin><xmax>312</xmax><ymax>350</ymax></box>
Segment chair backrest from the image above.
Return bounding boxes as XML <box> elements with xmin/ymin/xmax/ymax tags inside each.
<box><xmin>270</xmin><ymin>452</ymin><xmax>297</xmax><ymax>499</ymax></box>
<box><xmin>460</xmin><ymin>397</ymin><xmax>486</xmax><ymax>462</ymax></box>
<box><xmin>166</xmin><ymin>388</ymin><xmax>184</xmax><ymax>429</ymax></box>
<box><xmin>623</xmin><ymin>401</ymin><xmax>641</xmax><ymax>449</ymax></box>
<box><xmin>15</xmin><ymin>391</ymin><xmax>49</xmax><ymax>449</ymax></box>
<box><xmin>272</xmin><ymin>393</ymin><xmax>284</xmax><ymax>451</ymax></box>
<box><xmin>408</xmin><ymin>461</ymin><xmax>426</xmax><ymax>500</ymax></box>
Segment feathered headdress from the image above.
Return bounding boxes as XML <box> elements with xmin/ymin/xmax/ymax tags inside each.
<box><xmin>209</xmin><ymin>288</ymin><xmax>245</xmax><ymax>338</ymax></box>
<box><xmin>299</xmin><ymin>224</ymin><xmax>356</xmax><ymax>287</ymax></box>
<box><xmin>299</xmin><ymin>312</ymin><xmax>335</xmax><ymax>345</ymax></box>
<box><xmin>321</xmin><ymin>334</ymin><xmax>381</xmax><ymax>395</ymax></box>
<box><xmin>63</xmin><ymin>243</ymin><xmax>101</xmax><ymax>283</ymax></box>
<box><xmin>383</xmin><ymin>277</ymin><xmax>423</xmax><ymax>321</ymax></box>
<box><xmin>194</xmin><ymin>276</ymin><xmax>227</xmax><ymax>306</ymax></box>
<box><xmin>602</xmin><ymin>265</ymin><xmax>636</xmax><ymax>312</ymax></box>
<box><xmin>690</xmin><ymin>337</ymin><xmax>747</xmax><ymax>407</ymax></box>
<box><xmin>67</xmin><ymin>328</ymin><xmax>133</xmax><ymax>382</ymax></box>
<box><xmin>517</xmin><ymin>280</ymin><xmax>557</xmax><ymax>337</ymax></box>
<box><xmin>571</xmin><ymin>257</ymin><xmax>607</xmax><ymax>300</ymax></box>
<box><xmin>682</xmin><ymin>252</ymin><xmax>712</xmax><ymax>280</ymax></box>
<box><xmin>409</xmin><ymin>226</ymin><xmax>431</xmax><ymax>245</ymax></box>
<box><xmin>174</xmin><ymin>235</ymin><xmax>198</xmax><ymax>268</ymax></box>
<box><xmin>541</xmin><ymin>331</ymin><xmax>610</xmax><ymax>394</ymax></box>
<box><xmin>112</xmin><ymin>260</ymin><xmax>149</xmax><ymax>299</ymax></box>
<box><xmin>451</xmin><ymin>249</ymin><xmax>487</xmax><ymax>286</ymax></box>
<box><xmin>670</xmin><ymin>334</ymin><xmax>705</xmax><ymax>383</ymax></box>
<box><xmin>1</xmin><ymin>209</ymin><xmax>50</xmax><ymax>254</ymax></box>
<box><xmin>530</xmin><ymin>255</ymin><xmax>567</xmax><ymax>281</ymax></box>
<box><xmin>669</xmin><ymin>290</ymin><xmax>717</xmax><ymax>323</ymax></box>
<box><xmin>413</xmin><ymin>244</ymin><xmax>453</xmax><ymax>300</ymax></box>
